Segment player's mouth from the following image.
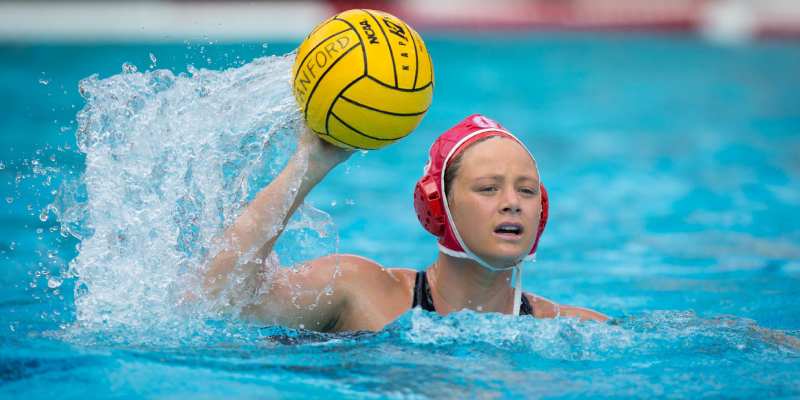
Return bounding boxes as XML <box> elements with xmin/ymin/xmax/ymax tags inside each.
<box><xmin>493</xmin><ymin>222</ymin><xmax>524</xmax><ymax>239</ymax></box>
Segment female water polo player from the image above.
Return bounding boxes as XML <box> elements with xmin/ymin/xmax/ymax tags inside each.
<box><xmin>204</xmin><ymin>115</ymin><xmax>609</xmax><ymax>332</ymax></box>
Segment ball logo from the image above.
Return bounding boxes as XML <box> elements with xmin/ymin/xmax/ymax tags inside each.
<box><xmin>472</xmin><ymin>115</ymin><xmax>500</xmax><ymax>129</ymax></box>
<box><xmin>359</xmin><ymin>20</ymin><xmax>379</xmax><ymax>44</ymax></box>
<box><xmin>382</xmin><ymin>18</ymin><xmax>408</xmax><ymax>42</ymax></box>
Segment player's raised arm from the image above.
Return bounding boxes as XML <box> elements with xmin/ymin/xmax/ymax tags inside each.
<box><xmin>203</xmin><ymin>126</ymin><xmax>353</xmax><ymax>308</ymax></box>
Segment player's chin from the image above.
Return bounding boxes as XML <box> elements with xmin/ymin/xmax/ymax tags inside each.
<box><xmin>485</xmin><ymin>247</ymin><xmax>528</xmax><ymax>267</ymax></box>
<box><xmin>493</xmin><ymin>240</ymin><xmax>534</xmax><ymax>259</ymax></box>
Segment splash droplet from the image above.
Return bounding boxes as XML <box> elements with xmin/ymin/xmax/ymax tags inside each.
<box><xmin>39</xmin><ymin>79</ymin><xmax>50</xmax><ymax>85</ymax></box>
<box><xmin>149</xmin><ymin>53</ymin><xmax>157</xmax><ymax>64</ymax></box>
<box><xmin>122</xmin><ymin>63</ymin><xmax>138</xmax><ymax>74</ymax></box>
<box><xmin>48</xmin><ymin>277</ymin><xmax>63</xmax><ymax>288</ymax></box>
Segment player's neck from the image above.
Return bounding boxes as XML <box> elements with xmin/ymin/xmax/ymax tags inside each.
<box><xmin>427</xmin><ymin>253</ymin><xmax>514</xmax><ymax>315</ymax></box>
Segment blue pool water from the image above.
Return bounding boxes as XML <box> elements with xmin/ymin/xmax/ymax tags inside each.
<box><xmin>1</xmin><ymin>33</ymin><xmax>799</xmax><ymax>398</ymax></box>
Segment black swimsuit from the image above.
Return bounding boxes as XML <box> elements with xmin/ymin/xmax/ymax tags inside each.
<box><xmin>412</xmin><ymin>270</ymin><xmax>534</xmax><ymax>316</ymax></box>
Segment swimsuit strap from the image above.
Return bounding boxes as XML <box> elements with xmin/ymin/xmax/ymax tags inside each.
<box><xmin>413</xmin><ymin>270</ymin><xmax>535</xmax><ymax>316</ymax></box>
<box><xmin>412</xmin><ymin>270</ymin><xmax>436</xmax><ymax>312</ymax></box>
<box><xmin>519</xmin><ymin>292</ymin><xmax>533</xmax><ymax>316</ymax></box>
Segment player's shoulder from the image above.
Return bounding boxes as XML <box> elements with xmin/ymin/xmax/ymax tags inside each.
<box><xmin>310</xmin><ymin>253</ymin><xmax>417</xmax><ymax>293</ymax></box>
<box><xmin>522</xmin><ymin>291</ymin><xmax>609</xmax><ymax>322</ymax></box>
<box><xmin>523</xmin><ymin>291</ymin><xmax>561</xmax><ymax>318</ymax></box>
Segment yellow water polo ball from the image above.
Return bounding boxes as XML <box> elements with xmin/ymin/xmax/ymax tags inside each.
<box><xmin>292</xmin><ymin>9</ymin><xmax>434</xmax><ymax>150</ymax></box>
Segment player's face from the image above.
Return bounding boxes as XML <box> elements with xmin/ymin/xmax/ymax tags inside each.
<box><xmin>448</xmin><ymin>138</ymin><xmax>541</xmax><ymax>268</ymax></box>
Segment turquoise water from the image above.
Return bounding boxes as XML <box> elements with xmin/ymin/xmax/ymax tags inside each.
<box><xmin>1</xmin><ymin>34</ymin><xmax>800</xmax><ymax>398</ymax></box>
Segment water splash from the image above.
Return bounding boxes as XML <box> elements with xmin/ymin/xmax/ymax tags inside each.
<box><xmin>255</xmin><ymin>308</ymin><xmax>800</xmax><ymax>363</ymax></box>
<box><xmin>241</xmin><ymin>310</ymin><xmax>800</xmax><ymax>398</ymax></box>
<box><xmin>51</xmin><ymin>52</ymin><xmax>338</xmax><ymax>346</ymax></box>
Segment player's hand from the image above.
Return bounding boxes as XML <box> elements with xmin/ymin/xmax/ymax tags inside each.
<box><xmin>299</xmin><ymin>123</ymin><xmax>356</xmax><ymax>178</ymax></box>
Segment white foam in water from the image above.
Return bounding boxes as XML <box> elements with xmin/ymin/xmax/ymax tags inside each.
<box><xmin>52</xmin><ymin>52</ymin><xmax>338</xmax><ymax>345</ymax></box>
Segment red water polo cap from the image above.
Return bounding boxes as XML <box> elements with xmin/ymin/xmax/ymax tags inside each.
<box><xmin>413</xmin><ymin>114</ymin><xmax>549</xmax><ymax>264</ymax></box>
